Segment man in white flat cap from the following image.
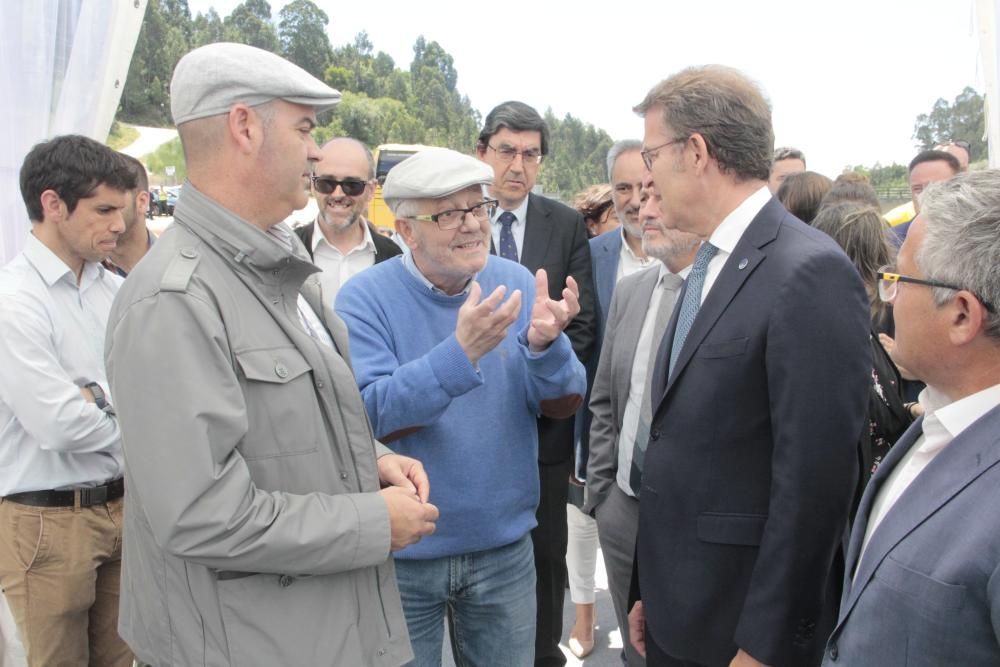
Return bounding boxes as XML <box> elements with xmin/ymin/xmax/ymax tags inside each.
<box><xmin>105</xmin><ymin>42</ymin><xmax>436</xmax><ymax>667</ymax></box>
<box><xmin>335</xmin><ymin>147</ymin><xmax>587</xmax><ymax>667</ymax></box>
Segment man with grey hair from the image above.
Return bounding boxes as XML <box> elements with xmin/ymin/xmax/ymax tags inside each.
<box><xmin>824</xmin><ymin>170</ymin><xmax>1000</xmax><ymax>666</ymax></box>
<box><xmin>584</xmin><ymin>173</ymin><xmax>700</xmax><ymax>667</ymax></box>
<box><xmin>294</xmin><ymin>137</ymin><xmax>402</xmax><ymax>303</ymax></box>
<box><xmin>768</xmin><ymin>146</ymin><xmax>806</xmax><ymax>193</ymax></box>
<box><xmin>105</xmin><ymin>42</ymin><xmax>437</xmax><ymax>666</ymax></box>
<box><xmin>631</xmin><ymin>65</ymin><xmax>871</xmax><ymax>667</ymax></box>
<box><xmin>476</xmin><ymin>100</ymin><xmax>596</xmax><ymax>667</ymax></box>
<box><xmin>336</xmin><ymin>147</ymin><xmax>586</xmax><ymax>666</ymax></box>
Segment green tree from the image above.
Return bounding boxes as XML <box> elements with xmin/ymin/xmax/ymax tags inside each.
<box><xmin>191</xmin><ymin>8</ymin><xmax>224</xmax><ymax>47</ymax></box>
<box><xmin>223</xmin><ymin>0</ymin><xmax>278</xmax><ymax>51</ymax></box>
<box><xmin>539</xmin><ymin>109</ymin><xmax>613</xmax><ymax>197</ymax></box>
<box><xmin>277</xmin><ymin>0</ymin><xmax>333</xmax><ymax>79</ymax></box>
<box><xmin>913</xmin><ymin>86</ymin><xmax>986</xmax><ymax>161</ymax></box>
<box><xmin>120</xmin><ymin>0</ymin><xmax>174</xmax><ymax>124</ymax></box>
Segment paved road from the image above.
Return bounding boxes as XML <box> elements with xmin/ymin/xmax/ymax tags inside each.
<box><xmin>119</xmin><ymin>125</ymin><xmax>177</xmax><ymax>159</ymax></box>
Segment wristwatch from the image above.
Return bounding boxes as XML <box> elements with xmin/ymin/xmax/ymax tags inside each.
<box><xmin>84</xmin><ymin>382</ymin><xmax>116</xmax><ymax>416</ymax></box>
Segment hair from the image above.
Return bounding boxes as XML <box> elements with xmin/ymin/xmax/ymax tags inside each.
<box><xmin>821</xmin><ymin>171</ymin><xmax>881</xmax><ymax>209</ymax></box>
<box><xmin>773</xmin><ymin>146</ymin><xmax>806</xmax><ymax>166</ymax></box>
<box><xmin>776</xmin><ymin>171</ymin><xmax>833</xmax><ymax>223</ymax></box>
<box><xmin>606</xmin><ymin>140</ymin><xmax>642</xmax><ymax>182</ymax></box>
<box><xmin>19</xmin><ymin>134</ymin><xmax>136</xmax><ymax>222</ymax></box>
<box><xmin>391</xmin><ymin>198</ymin><xmax>422</xmax><ymax>218</ymax></box>
<box><xmin>478</xmin><ymin>101</ymin><xmax>550</xmax><ymax>155</ymax></box>
<box><xmin>812</xmin><ymin>202</ymin><xmax>894</xmax><ymax>319</ymax></box>
<box><xmin>633</xmin><ymin>65</ymin><xmax>774</xmax><ymax>182</ymax></box>
<box><xmin>917</xmin><ymin>170</ymin><xmax>1000</xmax><ymax>341</ymax></box>
<box><xmin>908</xmin><ymin>149</ymin><xmax>960</xmax><ymax>175</ymax></box>
<box><xmin>121</xmin><ymin>153</ymin><xmax>149</xmax><ymax>192</ymax></box>
<box><xmin>322</xmin><ymin>136</ymin><xmax>375</xmax><ymax>179</ymax></box>
<box><xmin>573</xmin><ymin>183</ymin><xmax>614</xmax><ymax>220</ymax></box>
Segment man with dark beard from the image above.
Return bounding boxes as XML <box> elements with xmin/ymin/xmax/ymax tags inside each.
<box><xmin>295</xmin><ymin>137</ymin><xmax>402</xmax><ymax>303</ymax></box>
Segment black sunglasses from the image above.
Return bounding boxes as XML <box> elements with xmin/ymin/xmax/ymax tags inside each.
<box><xmin>311</xmin><ymin>176</ymin><xmax>367</xmax><ymax>197</ymax></box>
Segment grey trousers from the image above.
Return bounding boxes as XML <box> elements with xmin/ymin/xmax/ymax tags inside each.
<box><xmin>595</xmin><ymin>483</ymin><xmax>644</xmax><ymax>667</ymax></box>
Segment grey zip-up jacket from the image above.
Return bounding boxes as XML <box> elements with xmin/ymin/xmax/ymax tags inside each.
<box><xmin>105</xmin><ymin>184</ymin><xmax>412</xmax><ymax>666</ymax></box>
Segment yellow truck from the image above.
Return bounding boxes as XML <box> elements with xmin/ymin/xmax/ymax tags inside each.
<box><xmin>367</xmin><ymin>143</ymin><xmax>434</xmax><ymax>229</ymax></box>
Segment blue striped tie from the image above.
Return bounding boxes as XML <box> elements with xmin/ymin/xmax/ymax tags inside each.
<box><xmin>668</xmin><ymin>242</ymin><xmax>718</xmax><ymax>377</ymax></box>
<box><xmin>497</xmin><ymin>211</ymin><xmax>518</xmax><ymax>261</ymax></box>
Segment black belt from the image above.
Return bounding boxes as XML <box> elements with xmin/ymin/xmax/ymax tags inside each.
<box><xmin>4</xmin><ymin>478</ymin><xmax>124</xmax><ymax>507</ymax></box>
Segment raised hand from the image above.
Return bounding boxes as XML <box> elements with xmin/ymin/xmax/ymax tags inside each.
<box><xmin>455</xmin><ymin>281</ymin><xmax>522</xmax><ymax>365</ymax></box>
<box><xmin>527</xmin><ymin>269</ymin><xmax>580</xmax><ymax>352</ymax></box>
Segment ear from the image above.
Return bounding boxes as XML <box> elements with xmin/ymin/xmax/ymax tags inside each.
<box><xmin>136</xmin><ymin>190</ymin><xmax>150</xmax><ymax>211</ymax></box>
<box><xmin>474</xmin><ymin>143</ymin><xmax>488</xmax><ymax>160</ymax></box>
<box><xmin>227</xmin><ymin>104</ymin><xmax>258</xmax><ymax>154</ymax></box>
<box><xmin>395</xmin><ymin>217</ymin><xmax>418</xmax><ymax>248</ymax></box>
<box><xmin>39</xmin><ymin>190</ymin><xmax>64</xmax><ymax>223</ymax></box>
<box><xmin>688</xmin><ymin>133</ymin><xmax>711</xmax><ymax>175</ymax></box>
<box><xmin>948</xmin><ymin>291</ymin><xmax>987</xmax><ymax>346</ymax></box>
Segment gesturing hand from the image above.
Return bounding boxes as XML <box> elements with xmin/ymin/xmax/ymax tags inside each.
<box><xmin>455</xmin><ymin>281</ymin><xmax>522</xmax><ymax>365</ymax></box>
<box><xmin>527</xmin><ymin>269</ymin><xmax>580</xmax><ymax>353</ymax></box>
<box><xmin>377</xmin><ymin>454</ymin><xmax>430</xmax><ymax>503</ymax></box>
<box><xmin>380</xmin><ymin>487</ymin><xmax>439</xmax><ymax>552</ymax></box>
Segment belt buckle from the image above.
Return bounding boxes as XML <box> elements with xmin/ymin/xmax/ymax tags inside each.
<box><xmin>78</xmin><ymin>485</ymin><xmax>109</xmax><ymax>507</ymax></box>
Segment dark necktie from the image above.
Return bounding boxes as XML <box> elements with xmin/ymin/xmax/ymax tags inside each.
<box><xmin>497</xmin><ymin>211</ymin><xmax>518</xmax><ymax>261</ymax></box>
<box><xmin>668</xmin><ymin>242</ymin><xmax>718</xmax><ymax>377</ymax></box>
<box><xmin>629</xmin><ymin>273</ymin><xmax>684</xmax><ymax>495</ymax></box>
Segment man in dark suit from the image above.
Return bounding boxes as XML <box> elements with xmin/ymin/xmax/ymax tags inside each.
<box><xmin>476</xmin><ymin>100</ymin><xmax>596</xmax><ymax>667</ymax></box>
<box><xmin>585</xmin><ymin>173</ymin><xmax>699</xmax><ymax>666</ymax></box>
<box><xmin>822</xmin><ymin>170</ymin><xmax>1000</xmax><ymax>667</ymax></box>
<box><xmin>629</xmin><ymin>66</ymin><xmax>871</xmax><ymax>667</ymax></box>
<box><xmin>294</xmin><ymin>137</ymin><xmax>401</xmax><ymax>303</ymax></box>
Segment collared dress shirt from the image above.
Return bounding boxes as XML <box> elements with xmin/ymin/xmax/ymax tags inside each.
<box><xmin>0</xmin><ymin>234</ymin><xmax>123</xmax><ymax>495</ymax></box>
<box><xmin>616</xmin><ymin>228</ymin><xmax>656</xmax><ymax>282</ymax></box>
<box><xmin>701</xmin><ymin>185</ymin><xmax>771</xmax><ymax>303</ymax></box>
<box><xmin>615</xmin><ymin>264</ymin><xmax>691</xmax><ymax>496</ymax></box>
<box><xmin>490</xmin><ymin>196</ymin><xmax>529</xmax><ymax>262</ymax></box>
<box><xmin>311</xmin><ymin>217</ymin><xmax>377</xmax><ymax>301</ymax></box>
<box><xmin>858</xmin><ymin>382</ymin><xmax>1000</xmax><ymax>567</ymax></box>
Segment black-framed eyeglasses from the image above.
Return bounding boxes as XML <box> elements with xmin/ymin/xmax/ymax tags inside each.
<box><xmin>409</xmin><ymin>199</ymin><xmax>498</xmax><ymax>231</ymax></box>
<box><xmin>487</xmin><ymin>144</ymin><xmax>544</xmax><ymax>165</ymax></box>
<box><xmin>877</xmin><ymin>266</ymin><xmax>995</xmax><ymax>312</ymax></box>
<box><xmin>640</xmin><ymin>136</ymin><xmax>688</xmax><ymax>170</ymax></box>
<box><xmin>311</xmin><ymin>175</ymin><xmax>367</xmax><ymax>197</ymax></box>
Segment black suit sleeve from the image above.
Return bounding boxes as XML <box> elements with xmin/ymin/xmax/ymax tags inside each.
<box><xmin>561</xmin><ymin>212</ymin><xmax>596</xmax><ymax>363</ymax></box>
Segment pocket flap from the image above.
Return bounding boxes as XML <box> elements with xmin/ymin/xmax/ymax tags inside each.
<box><xmin>697</xmin><ymin>512</ymin><xmax>767</xmax><ymax>546</ymax></box>
<box><xmin>696</xmin><ymin>337</ymin><xmax>749</xmax><ymax>359</ymax></box>
<box><xmin>236</xmin><ymin>347</ymin><xmax>311</xmax><ymax>384</ymax></box>
<box><xmin>875</xmin><ymin>556</ymin><xmax>966</xmax><ymax>611</ymax></box>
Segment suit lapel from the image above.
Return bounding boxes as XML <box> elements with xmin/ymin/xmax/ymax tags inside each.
<box><xmin>595</xmin><ymin>235</ymin><xmax>621</xmax><ymax>320</ymax></box>
<box><xmin>841</xmin><ymin>406</ymin><xmax>1000</xmax><ymax>621</ymax></box>
<box><xmin>520</xmin><ymin>194</ymin><xmax>553</xmax><ymax>271</ymax></box>
<box><xmin>613</xmin><ymin>270</ymin><xmax>660</xmax><ymax>410</ymax></box>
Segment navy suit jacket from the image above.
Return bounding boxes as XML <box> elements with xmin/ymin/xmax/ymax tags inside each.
<box><xmin>491</xmin><ymin>193</ymin><xmax>596</xmax><ymax>464</ymax></box>
<box><xmin>589</xmin><ymin>229</ymin><xmax>622</xmax><ymax>341</ymax></box>
<box><xmin>822</xmin><ymin>404</ymin><xmax>1000</xmax><ymax>667</ymax></box>
<box><xmin>637</xmin><ymin>197</ymin><xmax>872</xmax><ymax>666</ymax></box>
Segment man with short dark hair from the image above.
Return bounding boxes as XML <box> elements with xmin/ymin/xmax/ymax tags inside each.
<box><xmin>476</xmin><ymin>100</ymin><xmax>596</xmax><ymax>667</ymax></box>
<box><xmin>893</xmin><ymin>149</ymin><xmax>961</xmax><ymax>243</ymax></box>
<box><xmin>105</xmin><ymin>153</ymin><xmax>154</xmax><ymax>276</ymax></box>
<box><xmin>824</xmin><ymin>170</ymin><xmax>1000</xmax><ymax>667</ymax></box>
<box><xmin>768</xmin><ymin>146</ymin><xmax>806</xmax><ymax>193</ymax></box>
<box><xmin>294</xmin><ymin>137</ymin><xmax>401</xmax><ymax>302</ymax></box>
<box><xmin>631</xmin><ymin>66</ymin><xmax>871</xmax><ymax>667</ymax></box>
<box><xmin>0</xmin><ymin>134</ymin><xmax>136</xmax><ymax>667</ymax></box>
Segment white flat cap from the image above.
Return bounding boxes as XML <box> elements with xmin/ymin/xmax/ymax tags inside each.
<box><xmin>170</xmin><ymin>42</ymin><xmax>341</xmax><ymax>125</ymax></box>
<box><xmin>383</xmin><ymin>148</ymin><xmax>494</xmax><ymax>210</ymax></box>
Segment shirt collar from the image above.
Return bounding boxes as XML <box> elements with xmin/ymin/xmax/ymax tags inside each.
<box><xmin>621</xmin><ymin>228</ymin><xmax>652</xmax><ymax>263</ymax></box>
<box><xmin>22</xmin><ymin>233</ymin><xmax>104</xmax><ymax>287</ymax></box>
<box><xmin>491</xmin><ymin>195</ymin><xmax>529</xmax><ymax>227</ymax></box>
<box><xmin>311</xmin><ymin>217</ymin><xmax>376</xmax><ymax>255</ymax></box>
<box><xmin>920</xmin><ymin>382</ymin><xmax>1000</xmax><ymax>439</ymax></box>
<box><xmin>402</xmin><ymin>250</ymin><xmax>477</xmax><ymax>296</ymax></box>
<box><xmin>707</xmin><ymin>185</ymin><xmax>772</xmax><ymax>255</ymax></box>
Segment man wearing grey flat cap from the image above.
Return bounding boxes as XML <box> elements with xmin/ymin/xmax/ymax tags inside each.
<box><xmin>105</xmin><ymin>42</ymin><xmax>435</xmax><ymax>667</ymax></box>
<box><xmin>336</xmin><ymin>147</ymin><xmax>587</xmax><ymax>667</ymax></box>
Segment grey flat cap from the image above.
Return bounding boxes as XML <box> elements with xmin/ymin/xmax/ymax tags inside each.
<box><xmin>383</xmin><ymin>148</ymin><xmax>494</xmax><ymax>210</ymax></box>
<box><xmin>170</xmin><ymin>42</ymin><xmax>341</xmax><ymax>125</ymax></box>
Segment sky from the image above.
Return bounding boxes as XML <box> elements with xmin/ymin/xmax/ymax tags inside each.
<box><xmin>189</xmin><ymin>0</ymin><xmax>985</xmax><ymax>177</ymax></box>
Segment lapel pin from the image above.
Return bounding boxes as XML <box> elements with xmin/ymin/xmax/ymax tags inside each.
<box><xmin>738</xmin><ymin>258</ymin><xmax>749</xmax><ymax>270</ymax></box>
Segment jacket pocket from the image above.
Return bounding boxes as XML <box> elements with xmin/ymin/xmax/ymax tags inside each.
<box><xmin>697</xmin><ymin>512</ymin><xmax>767</xmax><ymax>546</ymax></box>
<box><xmin>234</xmin><ymin>347</ymin><xmax>321</xmax><ymax>459</ymax></box>
<box><xmin>695</xmin><ymin>337</ymin><xmax>749</xmax><ymax>359</ymax></box>
<box><xmin>875</xmin><ymin>556</ymin><xmax>966</xmax><ymax>612</ymax></box>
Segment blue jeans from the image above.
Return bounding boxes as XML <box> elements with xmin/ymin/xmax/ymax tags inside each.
<box><xmin>395</xmin><ymin>534</ymin><xmax>536</xmax><ymax>667</ymax></box>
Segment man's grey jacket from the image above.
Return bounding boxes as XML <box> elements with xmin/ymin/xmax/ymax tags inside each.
<box><xmin>105</xmin><ymin>185</ymin><xmax>411</xmax><ymax>667</ymax></box>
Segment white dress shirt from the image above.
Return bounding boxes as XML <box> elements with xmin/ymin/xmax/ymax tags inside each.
<box><xmin>615</xmin><ymin>263</ymin><xmax>691</xmax><ymax>496</ymax></box>
<box><xmin>616</xmin><ymin>228</ymin><xmax>656</xmax><ymax>282</ymax></box>
<box><xmin>0</xmin><ymin>235</ymin><xmax>123</xmax><ymax>494</ymax></box>
<box><xmin>857</xmin><ymin>382</ymin><xmax>1000</xmax><ymax>567</ymax></box>
<box><xmin>490</xmin><ymin>196</ymin><xmax>529</xmax><ymax>262</ymax></box>
<box><xmin>311</xmin><ymin>218</ymin><xmax>377</xmax><ymax>301</ymax></box>
<box><xmin>701</xmin><ymin>186</ymin><xmax>772</xmax><ymax>303</ymax></box>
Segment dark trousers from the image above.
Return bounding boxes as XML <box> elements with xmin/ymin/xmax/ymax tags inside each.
<box><xmin>532</xmin><ymin>458</ymin><xmax>572</xmax><ymax>667</ymax></box>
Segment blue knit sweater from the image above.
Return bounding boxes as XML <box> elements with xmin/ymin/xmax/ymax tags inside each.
<box><xmin>335</xmin><ymin>255</ymin><xmax>586</xmax><ymax>559</ymax></box>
